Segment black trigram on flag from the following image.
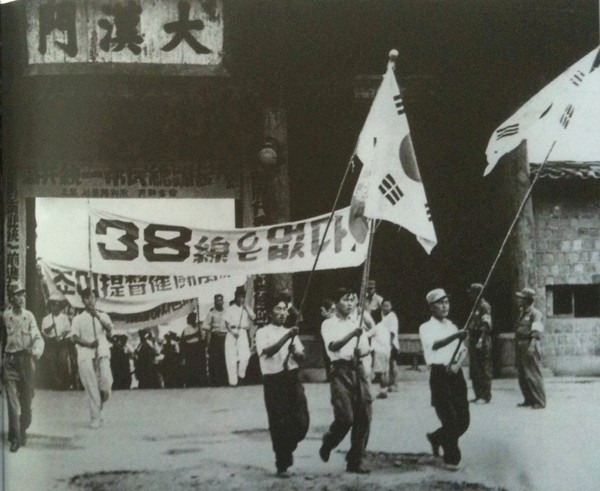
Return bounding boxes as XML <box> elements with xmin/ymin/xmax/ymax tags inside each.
<box><xmin>393</xmin><ymin>95</ymin><xmax>405</xmax><ymax>115</ymax></box>
<box><xmin>425</xmin><ymin>203</ymin><xmax>432</xmax><ymax>222</ymax></box>
<box><xmin>496</xmin><ymin>123</ymin><xmax>519</xmax><ymax>140</ymax></box>
<box><xmin>560</xmin><ymin>104</ymin><xmax>574</xmax><ymax>128</ymax></box>
<box><xmin>379</xmin><ymin>174</ymin><xmax>404</xmax><ymax>205</ymax></box>
<box><xmin>570</xmin><ymin>70</ymin><xmax>586</xmax><ymax>86</ymax></box>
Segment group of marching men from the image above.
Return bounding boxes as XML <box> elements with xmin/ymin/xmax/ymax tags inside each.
<box><xmin>2</xmin><ymin>278</ymin><xmax>546</xmax><ymax>471</ymax></box>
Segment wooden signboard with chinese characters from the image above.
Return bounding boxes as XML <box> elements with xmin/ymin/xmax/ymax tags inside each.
<box><xmin>18</xmin><ymin>161</ymin><xmax>240</xmax><ymax>199</ymax></box>
<box><xmin>25</xmin><ymin>0</ymin><xmax>225</xmax><ymax>75</ymax></box>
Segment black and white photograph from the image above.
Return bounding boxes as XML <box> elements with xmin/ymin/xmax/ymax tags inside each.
<box><xmin>1</xmin><ymin>0</ymin><xmax>599</xmax><ymax>489</ymax></box>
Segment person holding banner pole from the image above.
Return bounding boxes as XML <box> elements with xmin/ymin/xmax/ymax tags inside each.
<box><xmin>71</xmin><ymin>288</ymin><xmax>113</xmax><ymax>429</ymax></box>
<box><xmin>419</xmin><ymin>289</ymin><xmax>469</xmax><ymax>470</ymax></box>
<box><xmin>255</xmin><ymin>292</ymin><xmax>310</xmax><ymax>478</ymax></box>
<box><xmin>224</xmin><ymin>286</ymin><xmax>255</xmax><ymax>387</ymax></box>
<box><xmin>319</xmin><ymin>287</ymin><xmax>372</xmax><ymax>474</ymax></box>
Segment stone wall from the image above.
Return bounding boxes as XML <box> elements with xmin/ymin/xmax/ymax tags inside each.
<box><xmin>532</xmin><ymin>180</ymin><xmax>600</xmax><ymax>375</ymax></box>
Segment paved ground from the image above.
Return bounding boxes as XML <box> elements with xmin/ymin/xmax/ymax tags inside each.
<box><xmin>3</xmin><ymin>374</ymin><xmax>600</xmax><ymax>491</ymax></box>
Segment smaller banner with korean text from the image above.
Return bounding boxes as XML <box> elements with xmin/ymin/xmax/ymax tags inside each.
<box><xmin>40</xmin><ymin>260</ymin><xmax>246</xmax><ymax>313</ymax></box>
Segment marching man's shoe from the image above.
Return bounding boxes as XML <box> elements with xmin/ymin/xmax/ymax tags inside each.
<box><xmin>426</xmin><ymin>432</ymin><xmax>441</xmax><ymax>457</ymax></box>
<box><xmin>346</xmin><ymin>464</ymin><xmax>370</xmax><ymax>474</ymax></box>
<box><xmin>9</xmin><ymin>441</ymin><xmax>20</xmax><ymax>453</ymax></box>
<box><xmin>319</xmin><ymin>444</ymin><xmax>331</xmax><ymax>463</ymax></box>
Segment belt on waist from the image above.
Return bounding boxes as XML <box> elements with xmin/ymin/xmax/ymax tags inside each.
<box><xmin>5</xmin><ymin>350</ymin><xmax>31</xmax><ymax>357</ymax></box>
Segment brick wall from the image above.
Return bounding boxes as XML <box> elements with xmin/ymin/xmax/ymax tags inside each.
<box><xmin>532</xmin><ymin>181</ymin><xmax>600</xmax><ymax>375</ymax></box>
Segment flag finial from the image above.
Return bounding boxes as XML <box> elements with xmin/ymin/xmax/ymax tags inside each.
<box><xmin>388</xmin><ymin>49</ymin><xmax>399</xmax><ymax>70</ymax></box>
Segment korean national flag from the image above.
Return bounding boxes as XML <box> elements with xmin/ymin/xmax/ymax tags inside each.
<box><xmin>484</xmin><ymin>46</ymin><xmax>600</xmax><ymax>175</ymax></box>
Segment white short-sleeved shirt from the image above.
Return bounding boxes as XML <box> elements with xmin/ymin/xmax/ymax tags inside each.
<box><xmin>419</xmin><ymin>316</ymin><xmax>466</xmax><ymax>366</ymax></box>
<box><xmin>224</xmin><ymin>304</ymin><xmax>254</xmax><ymax>330</ymax></box>
<box><xmin>255</xmin><ymin>324</ymin><xmax>304</xmax><ymax>375</ymax></box>
<box><xmin>371</xmin><ymin>321</ymin><xmax>392</xmax><ymax>355</ymax></box>
<box><xmin>321</xmin><ymin>314</ymin><xmax>370</xmax><ymax>362</ymax></box>
<box><xmin>71</xmin><ymin>311</ymin><xmax>113</xmax><ymax>361</ymax></box>
<box><xmin>41</xmin><ymin>313</ymin><xmax>71</xmax><ymax>339</ymax></box>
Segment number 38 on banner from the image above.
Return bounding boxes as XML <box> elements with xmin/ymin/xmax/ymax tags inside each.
<box><xmin>96</xmin><ymin>219</ymin><xmax>191</xmax><ymax>262</ymax></box>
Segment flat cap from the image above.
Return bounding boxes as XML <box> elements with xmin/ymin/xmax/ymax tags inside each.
<box><xmin>467</xmin><ymin>283</ymin><xmax>484</xmax><ymax>293</ymax></box>
<box><xmin>426</xmin><ymin>288</ymin><xmax>449</xmax><ymax>305</ymax></box>
<box><xmin>515</xmin><ymin>287</ymin><xmax>536</xmax><ymax>299</ymax></box>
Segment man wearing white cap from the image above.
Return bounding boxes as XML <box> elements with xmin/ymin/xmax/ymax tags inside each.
<box><xmin>419</xmin><ymin>288</ymin><xmax>469</xmax><ymax>470</ymax></box>
<box><xmin>2</xmin><ymin>281</ymin><xmax>45</xmax><ymax>452</ymax></box>
<box><xmin>515</xmin><ymin>287</ymin><xmax>546</xmax><ymax>409</ymax></box>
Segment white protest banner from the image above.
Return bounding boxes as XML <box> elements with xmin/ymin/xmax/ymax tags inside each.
<box><xmin>85</xmin><ymin>206</ymin><xmax>367</xmax><ymax>276</ymax></box>
<box><xmin>40</xmin><ymin>260</ymin><xmax>246</xmax><ymax>314</ymax></box>
<box><xmin>110</xmin><ymin>299</ymin><xmax>196</xmax><ymax>332</ymax></box>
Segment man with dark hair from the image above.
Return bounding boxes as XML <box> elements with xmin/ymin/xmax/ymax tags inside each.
<box><xmin>224</xmin><ymin>286</ymin><xmax>255</xmax><ymax>386</ymax></box>
<box><xmin>419</xmin><ymin>289</ymin><xmax>469</xmax><ymax>471</ymax></box>
<box><xmin>203</xmin><ymin>294</ymin><xmax>229</xmax><ymax>386</ymax></box>
<box><xmin>255</xmin><ymin>292</ymin><xmax>310</xmax><ymax>478</ymax></box>
<box><xmin>71</xmin><ymin>287</ymin><xmax>113</xmax><ymax>429</ymax></box>
<box><xmin>515</xmin><ymin>287</ymin><xmax>546</xmax><ymax>409</ymax></box>
<box><xmin>134</xmin><ymin>330</ymin><xmax>161</xmax><ymax>389</ymax></box>
<box><xmin>2</xmin><ymin>281</ymin><xmax>45</xmax><ymax>452</ymax></box>
<box><xmin>40</xmin><ymin>294</ymin><xmax>72</xmax><ymax>390</ymax></box>
<box><xmin>319</xmin><ymin>287</ymin><xmax>372</xmax><ymax>474</ymax></box>
<box><xmin>466</xmin><ymin>283</ymin><xmax>493</xmax><ymax>404</ymax></box>
<box><xmin>180</xmin><ymin>313</ymin><xmax>205</xmax><ymax>387</ymax></box>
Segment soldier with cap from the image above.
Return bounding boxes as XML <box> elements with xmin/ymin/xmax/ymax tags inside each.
<box><xmin>466</xmin><ymin>283</ymin><xmax>493</xmax><ymax>404</ymax></box>
<box><xmin>2</xmin><ymin>281</ymin><xmax>45</xmax><ymax>452</ymax></box>
<box><xmin>255</xmin><ymin>292</ymin><xmax>310</xmax><ymax>478</ymax></box>
<box><xmin>41</xmin><ymin>294</ymin><xmax>72</xmax><ymax>389</ymax></box>
<box><xmin>70</xmin><ymin>287</ymin><xmax>113</xmax><ymax>428</ymax></box>
<box><xmin>223</xmin><ymin>286</ymin><xmax>255</xmax><ymax>386</ymax></box>
<box><xmin>319</xmin><ymin>286</ymin><xmax>372</xmax><ymax>474</ymax></box>
<box><xmin>515</xmin><ymin>287</ymin><xmax>546</xmax><ymax>409</ymax></box>
<box><xmin>419</xmin><ymin>288</ymin><xmax>470</xmax><ymax>470</ymax></box>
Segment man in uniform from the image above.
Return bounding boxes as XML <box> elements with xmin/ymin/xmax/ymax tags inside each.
<box><xmin>70</xmin><ymin>288</ymin><xmax>113</xmax><ymax>428</ymax></box>
<box><xmin>255</xmin><ymin>292</ymin><xmax>310</xmax><ymax>478</ymax></box>
<box><xmin>319</xmin><ymin>287</ymin><xmax>372</xmax><ymax>474</ymax></box>
<box><xmin>203</xmin><ymin>294</ymin><xmax>229</xmax><ymax>386</ymax></box>
<box><xmin>223</xmin><ymin>286</ymin><xmax>255</xmax><ymax>386</ymax></box>
<box><xmin>515</xmin><ymin>287</ymin><xmax>546</xmax><ymax>409</ymax></box>
<box><xmin>2</xmin><ymin>281</ymin><xmax>45</xmax><ymax>452</ymax></box>
<box><xmin>466</xmin><ymin>283</ymin><xmax>493</xmax><ymax>404</ymax></box>
<box><xmin>419</xmin><ymin>288</ymin><xmax>470</xmax><ymax>470</ymax></box>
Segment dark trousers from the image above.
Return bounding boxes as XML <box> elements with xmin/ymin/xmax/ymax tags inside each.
<box><xmin>516</xmin><ymin>341</ymin><xmax>546</xmax><ymax>407</ymax></box>
<box><xmin>428</xmin><ymin>365</ymin><xmax>470</xmax><ymax>465</ymax></box>
<box><xmin>469</xmin><ymin>346</ymin><xmax>492</xmax><ymax>401</ymax></box>
<box><xmin>322</xmin><ymin>360</ymin><xmax>372</xmax><ymax>468</ymax></box>
<box><xmin>208</xmin><ymin>335</ymin><xmax>228</xmax><ymax>387</ymax></box>
<box><xmin>3</xmin><ymin>351</ymin><xmax>35</xmax><ymax>444</ymax></box>
<box><xmin>263</xmin><ymin>369</ymin><xmax>310</xmax><ymax>472</ymax></box>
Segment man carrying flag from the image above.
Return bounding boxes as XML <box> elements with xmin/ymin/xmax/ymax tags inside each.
<box><xmin>350</xmin><ymin>50</ymin><xmax>437</xmax><ymax>254</ymax></box>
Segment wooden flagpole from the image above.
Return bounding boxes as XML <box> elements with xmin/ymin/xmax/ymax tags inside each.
<box><xmin>87</xmin><ymin>199</ymin><xmax>100</xmax><ymax>369</ymax></box>
<box><xmin>447</xmin><ymin>140</ymin><xmax>557</xmax><ymax>369</ymax></box>
<box><xmin>354</xmin><ymin>219</ymin><xmax>376</xmax><ymax>362</ymax></box>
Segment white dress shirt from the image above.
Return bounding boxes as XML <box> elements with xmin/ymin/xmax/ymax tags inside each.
<box><xmin>255</xmin><ymin>324</ymin><xmax>304</xmax><ymax>375</ymax></box>
<box><xmin>71</xmin><ymin>311</ymin><xmax>113</xmax><ymax>362</ymax></box>
<box><xmin>224</xmin><ymin>304</ymin><xmax>255</xmax><ymax>330</ymax></box>
<box><xmin>41</xmin><ymin>313</ymin><xmax>71</xmax><ymax>339</ymax></box>
<box><xmin>321</xmin><ymin>314</ymin><xmax>370</xmax><ymax>362</ymax></box>
<box><xmin>419</xmin><ymin>316</ymin><xmax>466</xmax><ymax>366</ymax></box>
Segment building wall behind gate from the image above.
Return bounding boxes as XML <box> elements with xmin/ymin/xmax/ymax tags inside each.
<box><xmin>533</xmin><ymin>180</ymin><xmax>600</xmax><ymax>375</ymax></box>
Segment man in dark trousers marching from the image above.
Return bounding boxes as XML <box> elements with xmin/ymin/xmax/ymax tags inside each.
<box><xmin>319</xmin><ymin>287</ymin><xmax>372</xmax><ymax>474</ymax></box>
<box><xmin>255</xmin><ymin>292</ymin><xmax>310</xmax><ymax>478</ymax></box>
<box><xmin>419</xmin><ymin>288</ymin><xmax>470</xmax><ymax>470</ymax></box>
<box><xmin>2</xmin><ymin>281</ymin><xmax>45</xmax><ymax>453</ymax></box>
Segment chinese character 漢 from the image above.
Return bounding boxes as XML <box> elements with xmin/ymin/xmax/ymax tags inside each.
<box><xmin>98</xmin><ymin>2</ymin><xmax>143</xmax><ymax>54</ymax></box>
<box><xmin>162</xmin><ymin>1</ymin><xmax>211</xmax><ymax>54</ymax></box>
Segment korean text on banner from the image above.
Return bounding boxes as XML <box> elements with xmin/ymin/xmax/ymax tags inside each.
<box><xmin>85</xmin><ymin>206</ymin><xmax>367</xmax><ymax>276</ymax></box>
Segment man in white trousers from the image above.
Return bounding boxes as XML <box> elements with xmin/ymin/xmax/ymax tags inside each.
<box><xmin>71</xmin><ymin>288</ymin><xmax>113</xmax><ymax>428</ymax></box>
<box><xmin>223</xmin><ymin>286</ymin><xmax>255</xmax><ymax>386</ymax></box>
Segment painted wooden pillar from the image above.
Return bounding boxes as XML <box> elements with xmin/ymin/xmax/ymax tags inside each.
<box><xmin>262</xmin><ymin>91</ymin><xmax>293</xmax><ymax>296</ymax></box>
<box><xmin>509</xmin><ymin>141</ymin><xmax>538</xmax><ymax>316</ymax></box>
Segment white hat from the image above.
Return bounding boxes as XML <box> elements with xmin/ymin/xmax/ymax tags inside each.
<box><xmin>426</xmin><ymin>288</ymin><xmax>449</xmax><ymax>305</ymax></box>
